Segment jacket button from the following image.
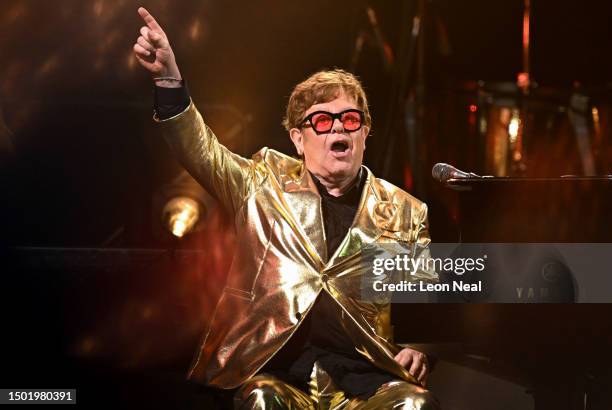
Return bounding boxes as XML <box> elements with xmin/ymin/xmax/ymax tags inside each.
<box><xmin>295</xmin><ymin>311</ymin><xmax>302</xmax><ymax>320</ymax></box>
<box><xmin>321</xmin><ymin>274</ymin><xmax>329</xmax><ymax>283</ymax></box>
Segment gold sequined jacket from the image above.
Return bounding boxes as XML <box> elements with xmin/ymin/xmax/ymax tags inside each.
<box><xmin>156</xmin><ymin>102</ymin><xmax>438</xmax><ymax>389</ymax></box>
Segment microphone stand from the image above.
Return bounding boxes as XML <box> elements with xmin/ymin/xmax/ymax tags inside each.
<box><xmin>379</xmin><ymin>0</ymin><xmax>430</xmax><ymax>200</ymax></box>
<box><xmin>513</xmin><ymin>0</ymin><xmax>530</xmax><ymax>176</ymax></box>
<box><xmin>349</xmin><ymin>5</ymin><xmax>394</xmax><ymax>73</ymax></box>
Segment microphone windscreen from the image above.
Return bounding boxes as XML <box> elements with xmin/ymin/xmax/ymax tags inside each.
<box><xmin>432</xmin><ymin>163</ymin><xmax>452</xmax><ymax>182</ymax></box>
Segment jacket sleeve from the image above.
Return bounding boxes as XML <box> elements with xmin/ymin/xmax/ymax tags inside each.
<box><xmin>155</xmin><ymin>101</ymin><xmax>258</xmax><ymax>215</ymax></box>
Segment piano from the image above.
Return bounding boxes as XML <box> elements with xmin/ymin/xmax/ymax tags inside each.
<box><xmin>393</xmin><ymin>177</ymin><xmax>612</xmax><ymax>410</ymax></box>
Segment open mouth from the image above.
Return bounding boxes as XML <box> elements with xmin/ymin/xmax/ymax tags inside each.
<box><xmin>331</xmin><ymin>141</ymin><xmax>349</xmax><ymax>153</ymax></box>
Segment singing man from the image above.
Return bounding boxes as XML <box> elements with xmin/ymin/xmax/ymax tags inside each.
<box><xmin>134</xmin><ymin>7</ymin><xmax>440</xmax><ymax>409</ymax></box>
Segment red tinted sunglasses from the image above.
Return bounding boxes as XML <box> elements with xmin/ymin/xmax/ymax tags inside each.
<box><xmin>300</xmin><ymin>109</ymin><xmax>365</xmax><ymax>134</ymax></box>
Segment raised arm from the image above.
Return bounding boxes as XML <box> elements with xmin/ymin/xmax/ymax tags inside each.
<box><xmin>133</xmin><ymin>7</ymin><xmax>257</xmax><ymax>214</ymax></box>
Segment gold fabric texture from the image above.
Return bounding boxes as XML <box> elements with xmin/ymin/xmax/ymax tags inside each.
<box><xmin>234</xmin><ymin>361</ymin><xmax>439</xmax><ymax>409</ymax></box>
<box><xmin>155</xmin><ymin>102</ymin><xmax>438</xmax><ymax>390</ymax></box>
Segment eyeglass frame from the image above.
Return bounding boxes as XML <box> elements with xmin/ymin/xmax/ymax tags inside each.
<box><xmin>299</xmin><ymin>109</ymin><xmax>366</xmax><ymax>135</ymax></box>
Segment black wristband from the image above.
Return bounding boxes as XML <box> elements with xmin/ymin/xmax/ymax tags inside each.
<box><xmin>154</xmin><ymin>80</ymin><xmax>191</xmax><ymax>120</ymax></box>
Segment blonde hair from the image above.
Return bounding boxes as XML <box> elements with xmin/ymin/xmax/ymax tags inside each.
<box><xmin>282</xmin><ymin>69</ymin><xmax>371</xmax><ymax>131</ymax></box>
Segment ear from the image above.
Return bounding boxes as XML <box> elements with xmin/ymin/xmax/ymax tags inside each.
<box><xmin>362</xmin><ymin>125</ymin><xmax>370</xmax><ymax>148</ymax></box>
<box><xmin>289</xmin><ymin>128</ymin><xmax>304</xmax><ymax>156</ymax></box>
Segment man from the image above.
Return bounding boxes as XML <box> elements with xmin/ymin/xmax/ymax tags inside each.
<box><xmin>134</xmin><ymin>7</ymin><xmax>440</xmax><ymax>409</ymax></box>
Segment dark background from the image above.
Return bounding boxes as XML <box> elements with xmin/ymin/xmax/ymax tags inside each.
<box><xmin>1</xmin><ymin>1</ymin><xmax>612</xmax><ymax>408</ymax></box>
<box><xmin>2</xmin><ymin>0</ymin><xmax>611</xmax><ymax>246</ymax></box>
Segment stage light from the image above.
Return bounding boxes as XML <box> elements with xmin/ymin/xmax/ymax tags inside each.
<box><xmin>508</xmin><ymin>113</ymin><xmax>520</xmax><ymax>143</ymax></box>
<box><xmin>151</xmin><ymin>169</ymin><xmax>217</xmax><ymax>242</ymax></box>
<box><xmin>162</xmin><ymin>196</ymin><xmax>200</xmax><ymax>238</ymax></box>
<box><xmin>592</xmin><ymin>106</ymin><xmax>601</xmax><ymax>137</ymax></box>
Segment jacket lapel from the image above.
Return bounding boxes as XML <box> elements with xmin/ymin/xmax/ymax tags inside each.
<box><xmin>325</xmin><ymin>166</ymin><xmax>397</xmax><ymax>269</ymax></box>
<box><xmin>281</xmin><ymin>164</ymin><xmax>397</xmax><ymax>271</ymax></box>
<box><xmin>280</xmin><ymin>163</ymin><xmax>328</xmax><ymax>267</ymax></box>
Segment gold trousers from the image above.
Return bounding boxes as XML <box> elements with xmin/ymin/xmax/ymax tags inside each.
<box><xmin>233</xmin><ymin>361</ymin><xmax>440</xmax><ymax>410</ymax></box>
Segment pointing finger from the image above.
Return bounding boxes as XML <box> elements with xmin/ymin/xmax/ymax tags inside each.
<box><xmin>138</xmin><ymin>7</ymin><xmax>164</xmax><ymax>33</ymax></box>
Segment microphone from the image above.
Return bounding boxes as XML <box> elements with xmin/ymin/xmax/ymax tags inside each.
<box><xmin>432</xmin><ymin>163</ymin><xmax>481</xmax><ymax>183</ymax></box>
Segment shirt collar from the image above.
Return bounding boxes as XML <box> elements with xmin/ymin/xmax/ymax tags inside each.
<box><xmin>310</xmin><ymin>167</ymin><xmax>366</xmax><ymax>205</ymax></box>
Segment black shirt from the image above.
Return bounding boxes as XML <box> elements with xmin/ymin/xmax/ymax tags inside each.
<box><xmin>154</xmin><ymin>86</ymin><xmax>394</xmax><ymax>399</ymax></box>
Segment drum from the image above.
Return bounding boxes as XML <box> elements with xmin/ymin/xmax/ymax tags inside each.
<box><xmin>432</xmin><ymin>81</ymin><xmax>609</xmax><ymax>177</ymax></box>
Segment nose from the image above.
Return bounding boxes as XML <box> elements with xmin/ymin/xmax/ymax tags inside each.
<box><xmin>331</xmin><ymin>117</ymin><xmax>345</xmax><ymax>133</ymax></box>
